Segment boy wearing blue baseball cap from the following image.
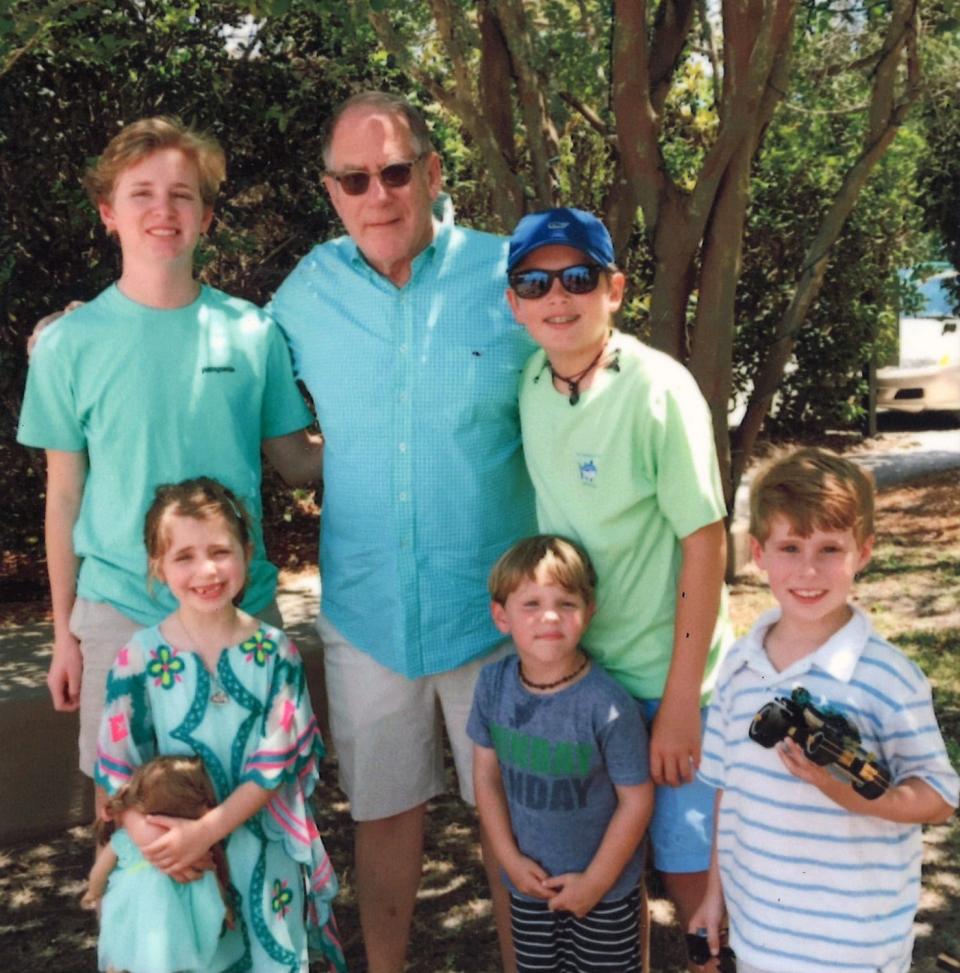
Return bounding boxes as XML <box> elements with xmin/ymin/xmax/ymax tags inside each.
<box><xmin>502</xmin><ymin>207</ymin><xmax>732</xmax><ymax>964</ymax></box>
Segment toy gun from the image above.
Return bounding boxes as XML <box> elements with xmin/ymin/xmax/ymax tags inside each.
<box><xmin>749</xmin><ymin>687</ymin><xmax>891</xmax><ymax>799</ymax></box>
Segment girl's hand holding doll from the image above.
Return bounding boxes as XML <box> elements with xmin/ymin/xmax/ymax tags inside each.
<box><xmin>145</xmin><ymin>780</ymin><xmax>272</xmax><ymax>875</ymax></box>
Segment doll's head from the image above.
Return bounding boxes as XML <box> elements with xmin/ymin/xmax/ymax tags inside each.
<box><xmin>102</xmin><ymin>755</ymin><xmax>216</xmax><ymax>838</ymax></box>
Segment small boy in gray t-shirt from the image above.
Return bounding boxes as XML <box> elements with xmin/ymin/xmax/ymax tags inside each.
<box><xmin>468</xmin><ymin>535</ymin><xmax>653</xmax><ymax>973</ymax></box>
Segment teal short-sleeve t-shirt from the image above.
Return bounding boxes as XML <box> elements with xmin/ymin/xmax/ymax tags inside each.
<box><xmin>520</xmin><ymin>332</ymin><xmax>730</xmax><ymax>700</ymax></box>
<box><xmin>17</xmin><ymin>284</ymin><xmax>312</xmax><ymax>624</ymax></box>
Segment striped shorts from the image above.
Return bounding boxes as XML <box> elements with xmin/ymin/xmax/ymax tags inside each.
<box><xmin>510</xmin><ymin>887</ymin><xmax>640</xmax><ymax>972</ymax></box>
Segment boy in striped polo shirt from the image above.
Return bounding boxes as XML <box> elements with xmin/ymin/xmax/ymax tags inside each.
<box><xmin>691</xmin><ymin>447</ymin><xmax>958</xmax><ymax>973</ymax></box>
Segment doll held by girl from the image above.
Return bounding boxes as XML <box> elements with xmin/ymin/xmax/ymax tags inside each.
<box><xmin>83</xmin><ymin>755</ymin><xmax>234</xmax><ymax>973</ymax></box>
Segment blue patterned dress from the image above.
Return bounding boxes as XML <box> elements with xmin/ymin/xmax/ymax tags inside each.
<box><xmin>95</xmin><ymin>624</ymin><xmax>346</xmax><ymax>973</ymax></box>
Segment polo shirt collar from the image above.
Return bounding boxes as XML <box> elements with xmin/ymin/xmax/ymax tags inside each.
<box><xmin>737</xmin><ymin>603</ymin><xmax>871</xmax><ymax>684</ymax></box>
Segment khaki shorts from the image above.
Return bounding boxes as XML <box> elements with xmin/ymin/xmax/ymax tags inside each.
<box><xmin>317</xmin><ymin>611</ymin><xmax>511</xmax><ymax>821</ymax></box>
<box><xmin>70</xmin><ymin>597</ymin><xmax>283</xmax><ymax>777</ymax></box>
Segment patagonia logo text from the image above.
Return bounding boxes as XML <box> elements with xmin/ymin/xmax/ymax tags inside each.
<box><xmin>202</xmin><ymin>366</ymin><xmax>236</xmax><ymax>374</ymax></box>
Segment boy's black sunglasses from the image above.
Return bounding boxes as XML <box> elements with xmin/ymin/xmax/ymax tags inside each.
<box><xmin>326</xmin><ymin>154</ymin><xmax>426</xmax><ymax>196</ymax></box>
<box><xmin>508</xmin><ymin>264</ymin><xmax>603</xmax><ymax>300</ymax></box>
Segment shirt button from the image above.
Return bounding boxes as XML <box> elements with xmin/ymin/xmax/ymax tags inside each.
<box><xmin>399</xmin><ymin>390</ymin><xmax>409</xmax><ymax>401</ymax></box>
<box><xmin>399</xmin><ymin>491</ymin><xmax>408</xmax><ymax>502</ymax></box>
<box><xmin>399</xmin><ymin>343</ymin><xmax>408</xmax><ymax>354</ymax></box>
<box><xmin>399</xmin><ymin>442</ymin><xmax>407</xmax><ymax>452</ymax></box>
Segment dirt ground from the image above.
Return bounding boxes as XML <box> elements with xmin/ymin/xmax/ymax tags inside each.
<box><xmin>1</xmin><ymin>469</ymin><xmax>957</xmax><ymax>972</ymax></box>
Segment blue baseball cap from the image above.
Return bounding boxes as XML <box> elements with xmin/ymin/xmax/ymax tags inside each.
<box><xmin>507</xmin><ymin>207</ymin><xmax>616</xmax><ymax>271</ymax></box>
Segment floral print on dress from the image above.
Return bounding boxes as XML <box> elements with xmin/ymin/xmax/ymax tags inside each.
<box><xmin>242</xmin><ymin>629</ymin><xmax>277</xmax><ymax>667</ymax></box>
<box><xmin>146</xmin><ymin>645</ymin><xmax>185</xmax><ymax>689</ymax></box>
<box><xmin>271</xmin><ymin>879</ymin><xmax>293</xmax><ymax>919</ymax></box>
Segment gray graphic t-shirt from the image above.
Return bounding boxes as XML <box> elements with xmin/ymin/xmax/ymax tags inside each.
<box><xmin>467</xmin><ymin>654</ymin><xmax>650</xmax><ymax>901</ymax></box>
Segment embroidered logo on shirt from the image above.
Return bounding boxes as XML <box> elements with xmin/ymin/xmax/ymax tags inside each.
<box><xmin>202</xmin><ymin>366</ymin><xmax>236</xmax><ymax>374</ymax></box>
<box><xmin>577</xmin><ymin>454</ymin><xmax>598</xmax><ymax>486</ymax></box>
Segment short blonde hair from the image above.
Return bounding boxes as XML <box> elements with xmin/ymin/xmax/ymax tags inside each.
<box><xmin>83</xmin><ymin>116</ymin><xmax>225</xmax><ymax>206</ymax></box>
<box><xmin>489</xmin><ymin>535</ymin><xmax>597</xmax><ymax>606</ymax></box>
<box><xmin>749</xmin><ymin>447</ymin><xmax>875</xmax><ymax>545</ymax></box>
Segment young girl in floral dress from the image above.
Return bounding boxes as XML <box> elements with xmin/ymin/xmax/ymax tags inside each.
<box><xmin>95</xmin><ymin>477</ymin><xmax>345</xmax><ymax>973</ymax></box>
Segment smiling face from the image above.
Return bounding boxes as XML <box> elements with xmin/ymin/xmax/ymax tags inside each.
<box><xmin>323</xmin><ymin>105</ymin><xmax>441</xmax><ymax>287</ymax></box>
<box><xmin>506</xmin><ymin>244</ymin><xmax>625</xmax><ymax>376</ymax></box>
<box><xmin>751</xmin><ymin>515</ymin><xmax>873</xmax><ymax>645</ymax></box>
<box><xmin>152</xmin><ymin>512</ymin><xmax>249</xmax><ymax>617</ymax></box>
<box><xmin>491</xmin><ymin>570</ymin><xmax>595</xmax><ymax>682</ymax></box>
<box><xmin>98</xmin><ymin>147</ymin><xmax>212</xmax><ymax>273</ymax></box>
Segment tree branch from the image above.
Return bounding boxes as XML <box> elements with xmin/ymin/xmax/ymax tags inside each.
<box><xmin>609</xmin><ymin>0</ymin><xmax>668</xmax><ymax>248</ymax></box>
<box><xmin>366</xmin><ymin>5</ymin><xmax>525</xmax><ymax>226</ymax></box>
<box><xmin>697</xmin><ymin>0</ymin><xmax>723</xmax><ymax>110</ymax></box>
<box><xmin>649</xmin><ymin>0</ymin><xmax>697</xmax><ymax>115</ymax></box>
<box><xmin>731</xmin><ymin>0</ymin><xmax>921</xmax><ymax>491</ymax></box>
<box><xmin>558</xmin><ymin>90</ymin><xmax>615</xmax><ymax>143</ymax></box>
<box><xmin>1</xmin><ymin>0</ymin><xmax>85</xmax><ymax>78</ymax></box>
<box><xmin>493</xmin><ymin>0</ymin><xmax>560</xmax><ymax>206</ymax></box>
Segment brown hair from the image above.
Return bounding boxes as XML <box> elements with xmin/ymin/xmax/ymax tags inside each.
<box><xmin>83</xmin><ymin>116</ymin><xmax>225</xmax><ymax>206</ymax></box>
<box><xmin>105</xmin><ymin>754</ymin><xmax>217</xmax><ymax>825</ymax></box>
<box><xmin>749</xmin><ymin>446</ymin><xmax>875</xmax><ymax>545</ymax></box>
<box><xmin>102</xmin><ymin>756</ymin><xmax>231</xmax><ymax>906</ymax></box>
<box><xmin>321</xmin><ymin>91</ymin><xmax>434</xmax><ymax>169</ymax></box>
<box><xmin>489</xmin><ymin>535</ymin><xmax>598</xmax><ymax>606</ymax></box>
<box><xmin>144</xmin><ymin>477</ymin><xmax>252</xmax><ymax>597</ymax></box>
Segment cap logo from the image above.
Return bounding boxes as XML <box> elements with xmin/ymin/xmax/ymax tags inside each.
<box><xmin>547</xmin><ymin>221</ymin><xmax>570</xmax><ymax>229</ymax></box>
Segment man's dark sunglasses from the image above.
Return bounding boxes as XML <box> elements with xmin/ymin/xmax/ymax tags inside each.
<box><xmin>508</xmin><ymin>263</ymin><xmax>604</xmax><ymax>300</ymax></box>
<box><xmin>327</xmin><ymin>153</ymin><xmax>427</xmax><ymax>196</ymax></box>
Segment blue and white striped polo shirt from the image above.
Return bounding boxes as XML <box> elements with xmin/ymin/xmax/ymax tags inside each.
<box><xmin>699</xmin><ymin>605</ymin><xmax>959</xmax><ymax>973</ymax></box>
<box><xmin>268</xmin><ymin>198</ymin><xmax>537</xmax><ymax>677</ymax></box>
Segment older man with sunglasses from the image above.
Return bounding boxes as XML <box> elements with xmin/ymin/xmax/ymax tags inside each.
<box><xmin>268</xmin><ymin>91</ymin><xmax>536</xmax><ymax>973</ymax></box>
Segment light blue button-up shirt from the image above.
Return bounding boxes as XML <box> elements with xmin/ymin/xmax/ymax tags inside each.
<box><xmin>269</xmin><ymin>199</ymin><xmax>537</xmax><ymax>677</ymax></box>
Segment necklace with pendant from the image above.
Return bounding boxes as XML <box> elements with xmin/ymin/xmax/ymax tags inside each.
<box><xmin>178</xmin><ymin>611</ymin><xmax>229</xmax><ymax>705</ymax></box>
<box><xmin>548</xmin><ymin>333</ymin><xmax>613</xmax><ymax>405</ymax></box>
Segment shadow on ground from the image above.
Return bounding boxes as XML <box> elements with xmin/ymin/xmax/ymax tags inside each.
<box><xmin>1</xmin><ymin>758</ymin><xmax>957</xmax><ymax>972</ymax></box>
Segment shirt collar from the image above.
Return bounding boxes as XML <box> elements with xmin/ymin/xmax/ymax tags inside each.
<box><xmin>737</xmin><ymin>603</ymin><xmax>871</xmax><ymax>684</ymax></box>
<box><xmin>347</xmin><ymin>193</ymin><xmax>455</xmax><ymax>285</ymax></box>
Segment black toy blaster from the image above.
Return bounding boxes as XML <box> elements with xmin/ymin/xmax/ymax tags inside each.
<box><xmin>749</xmin><ymin>687</ymin><xmax>891</xmax><ymax>799</ymax></box>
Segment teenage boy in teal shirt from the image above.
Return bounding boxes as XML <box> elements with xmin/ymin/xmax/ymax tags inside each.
<box><xmin>506</xmin><ymin>207</ymin><xmax>731</xmax><ymax>958</ymax></box>
<box><xmin>17</xmin><ymin>117</ymin><xmax>319</xmax><ymax>799</ymax></box>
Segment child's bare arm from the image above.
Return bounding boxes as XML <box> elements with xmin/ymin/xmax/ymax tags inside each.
<box><xmin>44</xmin><ymin>450</ymin><xmax>87</xmax><ymax>712</ymax></box>
<box><xmin>778</xmin><ymin>738</ymin><xmax>955</xmax><ymax>824</ymax></box>
<box><xmin>688</xmin><ymin>789</ymin><xmax>726</xmax><ymax>960</ymax></box>
<box><xmin>543</xmin><ymin>780</ymin><xmax>653</xmax><ymax>918</ymax></box>
<box><xmin>81</xmin><ymin>842</ymin><xmax>117</xmax><ymax>908</ymax></box>
<box><xmin>473</xmin><ymin>744</ymin><xmax>550</xmax><ymax>900</ymax></box>
<box><xmin>143</xmin><ymin>781</ymin><xmax>273</xmax><ymax>875</ymax></box>
<box><xmin>654</xmin><ymin>519</ymin><xmax>726</xmax><ymax>786</ymax></box>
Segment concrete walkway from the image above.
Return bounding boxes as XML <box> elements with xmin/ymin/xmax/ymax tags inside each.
<box><xmin>2</xmin><ymin>425</ymin><xmax>957</xmax><ymax>843</ymax></box>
